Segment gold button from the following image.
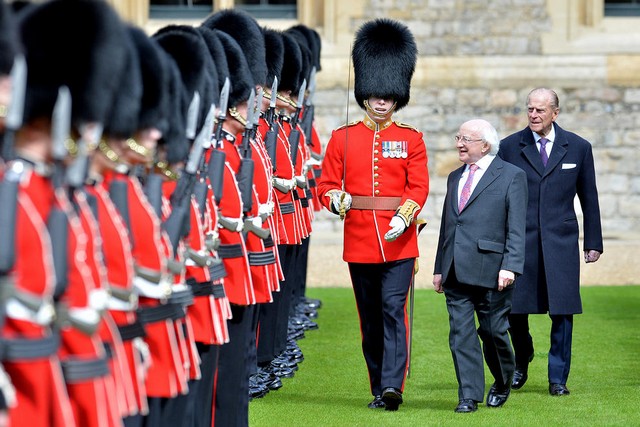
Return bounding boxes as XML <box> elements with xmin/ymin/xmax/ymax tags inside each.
<box><xmin>374</xmin><ymin>158</ymin><xmax>378</xmax><ymax>163</ymax></box>
<box><xmin>374</xmin><ymin>149</ymin><xmax>379</xmax><ymax>154</ymax></box>
<box><xmin>374</xmin><ymin>142</ymin><xmax>380</xmax><ymax>146</ymax></box>
<box><xmin>374</xmin><ymin>173</ymin><xmax>379</xmax><ymax>178</ymax></box>
<box><xmin>374</xmin><ymin>182</ymin><xmax>379</xmax><ymax>187</ymax></box>
<box><xmin>374</xmin><ymin>166</ymin><xmax>379</xmax><ymax>171</ymax></box>
<box><xmin>375</xmin><ymin>134</ymin><xmax>381</xmax><ymax>139</ymax></box>
<box><xmin>374</xmin><ymin>189</ymin><xmax>380</xmax><ymax>195</ymax></box>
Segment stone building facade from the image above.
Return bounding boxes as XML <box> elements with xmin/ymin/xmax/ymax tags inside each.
<box><xmin>106</xmin><ymin>0</ymin><xmax>639</xmax><ymax>234</ymax></box>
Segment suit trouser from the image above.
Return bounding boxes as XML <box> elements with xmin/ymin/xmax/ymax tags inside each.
<box><xmin>348</xmin><ymin>258</ymin><xmax>413</xmax><ymax>397</ymax></box>
<box><xmin>509</xmin><ymin>313</ymin><xmax>574</xmax><ymax>384</ymax></box>
<box><xmin>443</xmin><ymin>277</ymin><xmax>514</xmax><ymax>402</ymax></box>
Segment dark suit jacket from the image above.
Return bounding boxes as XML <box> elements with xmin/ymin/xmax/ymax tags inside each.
<box><xmin>434</xmin><ymin>156</ymin><xmax>528</xmax><ymax>289</ymax></box>
<box><xmin>499</xmin><ymin>123</ymin><xmax>603</xmax><ymax>314</ymax></box>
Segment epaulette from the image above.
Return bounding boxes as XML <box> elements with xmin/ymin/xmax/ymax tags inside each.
<box><xmin>394</xmin><ymin>121</ymin><xmax>419</xmax><ymax>132</ymax></box>
<box><xmin>335</xmin><ymin>120</ymin><xmax>361</xmax><ymax>131</ymax></box>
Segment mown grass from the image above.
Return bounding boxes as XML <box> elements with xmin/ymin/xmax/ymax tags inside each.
<box><xmin>249</xmin><ymin>286</ymin><xmax>640</xmax><ymax>426</ymax></box>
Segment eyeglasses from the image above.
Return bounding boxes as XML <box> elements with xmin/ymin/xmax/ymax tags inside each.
<box><xmin>454</xmin><ymin>135</ymin><xmax>484</xmax><ymax>145</ymax></box>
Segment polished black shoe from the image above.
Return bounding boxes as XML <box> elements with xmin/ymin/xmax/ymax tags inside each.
<box><xmin>549</xmin><ymin>383</ymin><xmax>571</xmax><ymax>396</ymax></box>
<box><xmin>454</xmin><ymin>399</ymin><xmax>478</xmax><ymax>413</ymax></box>
<box><xmin>381</xmin><ymin>387</ymin><xmax>403</xmax><ymax>411</ymax></box>
<box><xmin>248</xmin><ymin>375</ymin><xmax>269</xmax><ymax>400</ymax></box>
<box><xmin>367</xmin><ymin>395</ymin><xmax>385</xmax><ymax>409</ymax></box>
<box><xmin>512</xmin><ymin>353</ymin><xmax>534</xmax><ymax>390</ymax></box>
<box><xmin>255</xmin><ymin>368</ymin><xmax>283</xmax><ymax>390</ymax></box>
<box><xmin>486</xmin><ymin>383</ymin><xmax>511</xmax><ymax>408</ymax></box>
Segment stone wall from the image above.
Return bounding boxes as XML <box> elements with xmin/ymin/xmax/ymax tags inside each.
<box><xmin>312</xmin><ymin>0</ymin><xmax>640</xmax><ymax>234</ymax></box>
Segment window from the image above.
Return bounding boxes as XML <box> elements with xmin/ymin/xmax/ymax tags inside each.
<box><xmin>605</xmin><ymin>0</ymin><xmax>640</xmax><ymax>16</ymax></box>
<box><xmin>149</xmin><ymin>0</ymin><xmax>214</xmax><ymax>19</ymax></box>
<box><xmin>235</xmin><ymin>0</ymin><xmax>297</xmax><ymax>19</ymax></box>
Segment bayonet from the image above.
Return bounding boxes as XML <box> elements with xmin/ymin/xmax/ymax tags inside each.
<box><xmin>305</xmin><ymin>67</ymin><xmax>316</xmax><ymax>107</ymax></box>
<box><xmin>213</xmin><ymin>78</ymin><xmax>230</xmax><ymax>147</ymax></box>
<box><xmin>185</xmin><ymin>91</ymin><xmax>200</xmax><ymax>140</ymax></box>
<box><xmin>51</xmin><ymin>86</ymin><xmax>72</xmax><ymax>163</ymax></box>
<box><xmin>187</xmin><ymin>104</ymin><xmax>216</xmax><ymax>175</ymax></box>
<box><xmin>5</xmin><ymin>54</ymin><xmax>26</xmax><ymax>131</ymax></box>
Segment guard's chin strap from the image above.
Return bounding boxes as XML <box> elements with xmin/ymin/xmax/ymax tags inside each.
<box><xmin>228</xmin><ymin>107</ymin><xmax>247</xmax><ymax>126</ymax></box>
<box><xmin>364</xmin><ymin>99</ymin><xmax>397</xmax><ymax>121</ymax></box>
<box><xmin>98</xmin><ymin>139</ymin><xmax>129</xmax><ymax>174</ymax></box>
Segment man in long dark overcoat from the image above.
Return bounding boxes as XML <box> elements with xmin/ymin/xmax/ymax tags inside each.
<box><xmin>498</xmin><ymin>87</ymin><xmax>603</xmax><ymax>396</ymax></box>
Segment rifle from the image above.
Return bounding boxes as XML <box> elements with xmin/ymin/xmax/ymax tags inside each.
<box><xmin>300</xmin><ymin>67</ymin><xmax>316</xmax><ymax>147</ymax></box>
<box><xmin>49</xmin><ymin>86</ymin><xmax>72</xmax><ymax>300</ymax></box>
<box><xmin>287</xmin><ymin>79</ymin><xmax>306</xmax><ymax>168</ymax></box>
<box><xmin>264</xmin><ymin>77</ymin><xmax>279</xmax><ymax>172</ymax></box>
<box><xmin>0</xmin><ymin>55</ymin><xmax>27</xmax><ymax>276</ymax></box>
<box><xmin>162</xmin><ymin>103</ymin><xmax>216</xmax><ymax>255</ymax></box>
<box><xmin>237</xmin><ymin>89</ymin><xmax>255</xmax><ymax>214</ymax></box>
<box><xmin>208</xmin><ymin>78</ymin><xmax>230</xmax><ymax>206</ymax></box>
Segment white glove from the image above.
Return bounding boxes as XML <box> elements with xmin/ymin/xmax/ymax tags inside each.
<box><xmin>0</xmin><ymin>365</ymin><xmax>16</xmax><ymax>408</ymax></box>
<box><xmin>258</xmin><ymin>202</ymin><xmax>274</xmax><ymax>218</ymax></box>
<box><xmin>250</xmin><ymin>216</ymin><xmax>263</xmax><ymax>229</ymax></box>
<box><xmin>329</xmin><ymin>191</ymin><xmax>352</xmax><ymax>215</ymax></box>
<box><xmin>384</xmin><ymin>215</ymin><xmax>407</xmax><ymax>242</ymax></box>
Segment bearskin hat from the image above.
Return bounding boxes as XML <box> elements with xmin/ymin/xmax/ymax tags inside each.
<box><xmin>287</xmin><ymin>24</ymin><xmax>321</xmax><ymax>73</ymax></box>
<box><xmin>352</xmin><ymin>18</ymin><xmax>417</xmax><ymax>111</ymax></box>
<box><xmin>18</xmin><ymin>0</ymin><xmax>129</xmax><ymax>127</ymax></box>
<box><xmin>128</xmin><ymin>26</ymin><xmax>169</xmax><ymax>136</ymax></box>
<box><xmin>161</xmin><ymin>56</ymin><xmax>188</xmax><ymax>164</ymax></box>
<box><xmin>201</xmin><ymin>9</ymin><xmax>267</xmax><ymax>86</ymax></box>
<box><xmin>0</xmin><ymin>0</ymin><xmax>20</xmax><ymax>75</ymax></box>
<box><xmin>262</xmin><ymin>28</ymin><xmax>284</xmax><ymax>89</ymax></box>
<box><xmin>197</xmin><ymin>26</ymin><xmax>228</xmax><ymax>94</ymax></box>
<box><xmin>285</xmin><ymin>28</ymin><xmax>312</xmax><ymax>94</ymax></box>
<box><xmin>279</xmin><ymin>32</ymin><xmax>302</xmax><ymax>95</ymax></box>
<box><xmin>153</xmin><ymin>25</ymin><xmax>217</xmax><ymax>132</ymax></box>
<box><xmin>214</xmin><ymin>30</ymin><xmax>254</xmax><ymax>109</ymax></box>
<box><xmin>103</xmin><ymin>33</ymin><xmax>142</xmax><ymax>139</ymax></box>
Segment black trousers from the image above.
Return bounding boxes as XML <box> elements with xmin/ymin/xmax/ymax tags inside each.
<box><xmin>214</xmin><ymin>304</ymin><xmax>256</xmax><ymax>427</ymax></box>
<box><xmin>348</xmin><ymin>258</ymin><xmax>414</xmax><ymax>397</ymax></box>
<box><xmin>509</xmin><ymin>313</ymin><xmax>574</xmax><ymax>384</ymax></box>
<box><xmin>443</xmin><ymin>274</ymin><xmax>515</xmax><ymax>402</ymax></box>
<box><xmin>257</xmin><ymin>244</ymin><xmax>295</xmax><ymax>365</ymax></box>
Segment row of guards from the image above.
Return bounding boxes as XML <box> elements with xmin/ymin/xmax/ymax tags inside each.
<box><xmin>0</xmin><ymin>1</ymin><xmax>324</xmax><ymax>426</ymax></box>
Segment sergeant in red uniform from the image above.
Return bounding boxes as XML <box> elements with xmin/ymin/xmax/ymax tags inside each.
<box><xmin>317</xmin><ymin>19</ymin><xmax>429</xmax><ymax>412</ymax></box>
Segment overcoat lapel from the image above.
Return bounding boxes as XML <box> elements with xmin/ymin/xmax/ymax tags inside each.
<box><xmin>464</xmin><ymin>158</ymin><xmax>502</xmax><ymax>209</ymax></box>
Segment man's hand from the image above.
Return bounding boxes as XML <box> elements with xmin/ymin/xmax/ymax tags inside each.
<box><xmin>497</xmin><ymin>269</ymin><xmax>515</xmax><ymax>291</ymax></box>
<box><xmin>432</xmin><ymin>274</ymin><xmax>443</xmax><ymax>293</ymax></box>
<box><xmin>584</xmin><ymin>250</ymin><xmax>601</xmax><ymax>263</ymax></box>
<box><xmin>328</xmin><ymin>190</ymin><xmax>352</xmax><ymax>215</ymax></box>
<box><xmin>384</xmin><ymin>215</ymin><xmax>406</xmax><ymax>242</ymax></box>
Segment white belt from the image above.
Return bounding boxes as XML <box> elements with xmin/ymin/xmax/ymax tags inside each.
<box><xmin>6</xmin><ymin>297</ymin><xmax>56</xmax><ymax>326</ymax></box>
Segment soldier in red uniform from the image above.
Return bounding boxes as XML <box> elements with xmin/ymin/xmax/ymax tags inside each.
<box><xmin>317</xmin><ymin>19</ymin><xmax>429</xmax><ymax>411</ymax></box>
<box><xmin>3</xmin><ymin>2</ymin><xmax>132</xmax><ymax>427</ymax></box>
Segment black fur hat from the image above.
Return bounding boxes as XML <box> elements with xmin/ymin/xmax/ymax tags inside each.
<box><xmin>279</xmin><ymin>32</ymin><xmax>302</xmax><ymax>95</ymax></box>
<box><xmin>196</xmin><ymin>26</ymin><xmax>227</xmax><ymax>99</ymax></box>
<box><xmin>285</xmin><ymin>28</ymin><xmax>312</xmax><ymax>94</ymax></box>
<box><xmin>214</xmin><ymin>30</ymin><xmax>254</xmax><ymax>109</ymax></box>
<box><xmin>202</xmin><ymin>9</ymin><xmax>267</xmax><ymax>86</ymax></box>
<box><xmin>103</xmin><ymin>33</ymin><xmax>142</xmax><ymax>139</ymax></box>
<box><xmin>162</xmin><ymin>56</ymin><xmax>189</xmax><ymax>164</ymax></box>
<box><xmin>262</xmin><ymin>28</ymin><xmax>284</xmax><ymax>89</ymax></box>
<box><xmin>18</xmin><ymin>0</ymin><xmax>129</xmax><ymax>127</ymax></box>
<box><xmin>0</xmin><ymin>0</ymin><xmax>20</xmax><ymax>75</ymax></box>
<box><xmin>128</xmin><ymin>26</ymin><xmax>168</xmax><ymax>135</ymax></box>
<box><xmin>287</xmin><ymin>25</ymin><xmax>320</xmax><ymax>73</ymax></box>
<box><xmin>153</xmin><ymin>25</ymin><xmax>216</xmax><ymax>131</ymax></box>
<box><xmin>352</xmin><ymin>18</ymin><xmax>417</xmax><ymax>111</ymax></box>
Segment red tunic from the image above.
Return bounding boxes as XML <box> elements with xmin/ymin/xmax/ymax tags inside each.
<box><xmin>3</xmin><ymin>162</ymin><xmax>76</xmax><ymax>427</ymax></box>
<box><xmin>317</xmin><ymin>116</ymin><xmax>430</xmax><ymax>263</ymax></box>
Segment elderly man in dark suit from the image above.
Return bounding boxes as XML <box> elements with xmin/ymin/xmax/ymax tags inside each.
<box><xmin>499</xmin><ymin>88</ymin><xmax>603</xmax><ymax>396</ymax></box>
<box><xmin>433</xmin><ymin>119</ymin><xmax>528</xmax><ymax>413</ymax></box>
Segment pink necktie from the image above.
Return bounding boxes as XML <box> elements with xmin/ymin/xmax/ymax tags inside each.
<box><xmin>458</xmin><ymin>164</ymin><xmax>478</xmax><ymax>212</ymax></box>
<box><xmin>539</xmin><ymin>137</ymin><xmax>549</xmax><ymax>167</ymax></box>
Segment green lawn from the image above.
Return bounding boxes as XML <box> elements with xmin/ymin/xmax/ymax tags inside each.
<box><xmin>249</xmin><ymin>286</ymin><xmax>640</xmax><ymax>426</ymax></box>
